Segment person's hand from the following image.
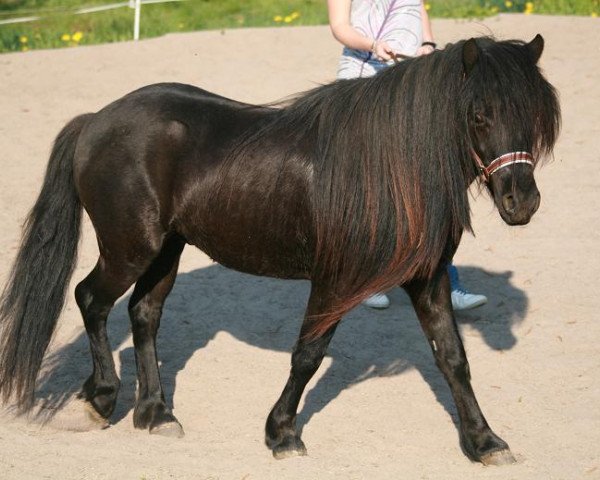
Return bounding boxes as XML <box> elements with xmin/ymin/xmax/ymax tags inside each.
<box><xmin>372</xmin><ymin>40</ymin><xmax>395</xmax><ymax>61</ymax></box>
<box><xmin>416</xmin><ymin>44</ymin><xmax>435</xmax><ymax>56</ymax></box>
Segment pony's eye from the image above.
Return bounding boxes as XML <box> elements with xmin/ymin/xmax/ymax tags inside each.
<box><xmin>474</xmin><ymin>113</ymin><xmax>486</xmax><ymax>127</ymax></box>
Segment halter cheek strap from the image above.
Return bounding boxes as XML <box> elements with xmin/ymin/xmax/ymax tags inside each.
<box><xmin>470</xmin><ymin>149</ymin><xmax>535</xmax><ymax>182</ymax></box>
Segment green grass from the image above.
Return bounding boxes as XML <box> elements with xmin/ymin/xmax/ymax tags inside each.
<box><xmin>0</xmin><ymin>0</ymin><xmax>328</xmax><ymax>52</ymax></box>
<box><xmin>430</xmin><ymin>0</ymin><xmax>598</xmax><ymax>17</ymax></box>
<box><xmin>1</xmin><ymin>0</ymin><xmax>598</xmax><ymax>53</ymax></box>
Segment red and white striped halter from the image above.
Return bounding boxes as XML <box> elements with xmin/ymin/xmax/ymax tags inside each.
<box><xmin>470</xmin><ymin>149</ymin><xmax>534</xmax><ymax>182</ymax></box>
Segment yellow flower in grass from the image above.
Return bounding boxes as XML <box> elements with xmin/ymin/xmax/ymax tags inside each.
<box><xmin>490</xmin><ymin>6</ymin><xmax>499</xmax><ymax>14</ymax></box>
<box><xmin>425</xmin><ymin>3</ymin><xmax>431</xmax><ymax>11</ymax></box>
<box><xmin>290</xmin><ymin>11</ymin><xmax>300</xmax><ymax>20</ymax></box>
<box><xmin>273</xmin><ymin>15</ymin><xmax>283</xmax><ymax>22</ymax></box>
<box><xmin>284</xmin><ymin>15</ymin><xmax>293</xmax><ymax>23</ymax></box>
<box><xmin>19</xmin><ymin>35</ymin><xmax>28</xmax><ymax>44</ymax></box>
<box><xmin>524</xmin><ymin>2</ymin><xmax>534</xmax><ymax>14</ymax></box>
<box><xmin>505</xmin><ymin>0</ymin><xmax>513</xmax><ymax>7</ymax></box>
<box><xmin>72</xmin><ymin>31</ymin><xmax>83</xmax><ymax>42</ymax></box>
<box><xmin>61</xmin><ymin>33</ymin><xmax>71</xmax><ymax>42</ymax></box>
<box><xmin>592</xmin><ymin>12</ymin><xmax>598</xmax><ymax>17</ymax></box>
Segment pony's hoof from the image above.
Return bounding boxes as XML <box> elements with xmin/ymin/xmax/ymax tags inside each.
<box><xmin>77</xmin><ymin>377</ymin><xmax>118</xmax><ymax>420</ymax></box>
<box><xmin>150</xmin><ymin>420</ymin><xmax>185</xmax><ymax>438</ymax></box>
<box><xmin>83</xmin><ymin>401</ymin><xmax>111</xmax><ymax>429</ymax></box>
<box><xmin>481</xmin><ymin>449</ymin><xmax>516</xmax><ymax>466</ymax></box>
<box><xmin>271</xmin><ymin>436</ymin><xmax>307</xmax><ymax>459</ymax></box>
<box><xmin>35</xmin><ymin>396</ymin><xmax>110</xmax><ymax>432</ymax></box>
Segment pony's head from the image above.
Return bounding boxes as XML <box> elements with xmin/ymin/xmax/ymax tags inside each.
<box><xmin>461</xmin><ymin>34</ymin><xmax>560</xmax><ymax>225</ymax></box>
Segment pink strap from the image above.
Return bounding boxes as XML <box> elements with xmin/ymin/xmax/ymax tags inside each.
<box><xmin>470</xmin><ymin>149</ymin><xmax>534</xmax><ymax>182</ymax></box>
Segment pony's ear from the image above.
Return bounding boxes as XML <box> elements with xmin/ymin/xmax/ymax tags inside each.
<box><xmin>462</xmin><ymin>38</ymin><xmax>479</xmax><ymax>76</ymax></box>
<box><xmin>527</xmin><ymin>34</ymin><xmax>544</xmax><ymax>64</ymax></box>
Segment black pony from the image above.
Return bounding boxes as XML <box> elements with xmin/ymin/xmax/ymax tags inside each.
<box><xmin>0</xmin><ymin>35</ymin><xmax>559</xmax><ymax>465</ymax></box>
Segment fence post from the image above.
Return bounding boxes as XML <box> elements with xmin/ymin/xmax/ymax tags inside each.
<box><xmin>133</xmin><ymin>0</ymin><xmax>141</xmax><ymax>40</ymax></box>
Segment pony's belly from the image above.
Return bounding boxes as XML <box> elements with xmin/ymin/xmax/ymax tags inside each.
<box><xmin>186</xmin><ymin>229</ymin><xmax>312</xmax><ymax>280</ymax></box>
<box><xmin>173</xmin><ymin>153</ymin><xmax>314</xmax><ymax>281</ymax></box>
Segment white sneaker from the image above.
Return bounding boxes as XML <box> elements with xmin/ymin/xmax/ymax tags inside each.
<box><xmin>451</xmin><ymin>289</ymin><xmax>487</xmax><ymax>311</ymax></box>
<box><xmin>362</xmin><ymin>293</ymin><xmax>390</xmax><ymax>309</ymax></box>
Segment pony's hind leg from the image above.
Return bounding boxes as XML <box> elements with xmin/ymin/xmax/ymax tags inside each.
<box><xmin>75</xmin><ymin>257</ymin><xmax>151</xmax><ymax>421</ymax></box>
<box><xmin>265</xmin><ymin>285</ymin><xmax>340</xmax><ymax>459</ymax></box>
<box><xmin>128</xmin><ymin>235</ymin><xmax>185</xmax><ymax>438</ymax></box>
<box><xmin>405</xmin><ymin>273</ymin><xmax>515</xmax><ymax>466</ymax></box>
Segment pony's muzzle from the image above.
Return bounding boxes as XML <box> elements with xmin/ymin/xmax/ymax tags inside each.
<box><xmin>500</xmin><ymin>188</ymin><xmax>540</xmax><ymax>225</ymax></box>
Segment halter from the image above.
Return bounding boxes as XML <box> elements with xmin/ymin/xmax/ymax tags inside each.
<box><xmin>470</xmin><ymin>149</ymin><xmax>535</xmax><ymax>182</ymax></box>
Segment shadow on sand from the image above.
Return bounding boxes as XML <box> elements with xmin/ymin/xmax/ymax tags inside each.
<box><xmin>35</xmin><ymin>263</ymin><xmax>528</xmax><ymax>432</ymax></box>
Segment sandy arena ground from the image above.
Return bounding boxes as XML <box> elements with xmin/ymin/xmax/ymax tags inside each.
<box><xmin>0</xmin><ymin>13</ymin><xmax>598</xmax><ymax>480</ymax></box>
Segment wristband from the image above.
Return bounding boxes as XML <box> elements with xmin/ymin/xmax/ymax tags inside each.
<box><xmin>421</xmin><ymin>41</ymin><xmax>437</xmax><ymax>49</ymax></box>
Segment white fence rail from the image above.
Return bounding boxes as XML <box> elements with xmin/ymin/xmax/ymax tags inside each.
<box><xmin>0</xmin><ymin>0</ymin><xmax>187</xmax><ymax>40</ymax></box>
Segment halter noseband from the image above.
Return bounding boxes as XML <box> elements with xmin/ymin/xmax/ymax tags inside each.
<box><xmin>470</xmin><ymin>149</ymin><xmax>535</xmax><ymax>182</ymax></box>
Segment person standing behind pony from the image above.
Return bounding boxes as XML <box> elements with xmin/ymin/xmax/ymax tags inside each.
<box><xmin>327</xmin><ymin>0</ymin><xmax>487</xmax><ymax>311</ymax></box>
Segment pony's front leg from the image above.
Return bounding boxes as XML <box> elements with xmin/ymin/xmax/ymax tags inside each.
<box><xmin>405</xmin><ymin>272</ymin><xmax>516</xmax><ymax>466</ymax></box>
<box><xmin>265</xmin><ymin>285</ymin><xmax>339</xmax><ymax>459</ymax></box>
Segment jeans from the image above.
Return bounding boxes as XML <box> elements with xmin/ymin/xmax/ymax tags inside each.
<box><xmin>447</xmin><ymin>264</ymin><xmax>462</xmax><ymax>292</ymax></box>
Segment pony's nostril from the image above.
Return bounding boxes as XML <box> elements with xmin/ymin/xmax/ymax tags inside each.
<box><xmin>502</xmin><ymin>194</ymin><xmax>516</xmax><ymax>213</ymax></box>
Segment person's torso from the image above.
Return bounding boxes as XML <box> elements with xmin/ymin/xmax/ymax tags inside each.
<box><xmin>350</xmin><ymin>0</ymin><xmax>423</xmax><ymax>56</ymax></box>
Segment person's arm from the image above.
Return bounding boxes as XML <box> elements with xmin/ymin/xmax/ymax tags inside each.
<box><xmin>416</xmin><ymin>1</ymin><xmax>436</xmax><ymax>56</ymax></box>
<box><xmin>327</xmin><ymin>0</ymin><xmax>394</xmax><ymax>61</ymax></box>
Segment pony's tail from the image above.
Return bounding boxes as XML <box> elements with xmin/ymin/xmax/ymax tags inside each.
<box><xmin>0</xmin><ymin>114</ymin><xmax>91</xmax><ymax>411</ymax></box>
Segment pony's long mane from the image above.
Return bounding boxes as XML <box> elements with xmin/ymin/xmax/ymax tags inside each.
<box><xmin>307</xmin><ymin>49</ymin><xmax>472</xmax><ymax>331</ymax></box>
<box><xmin>226</xmin><ymin>38</ymin><xmax>560</xmax><ymax>337</ymax></box>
